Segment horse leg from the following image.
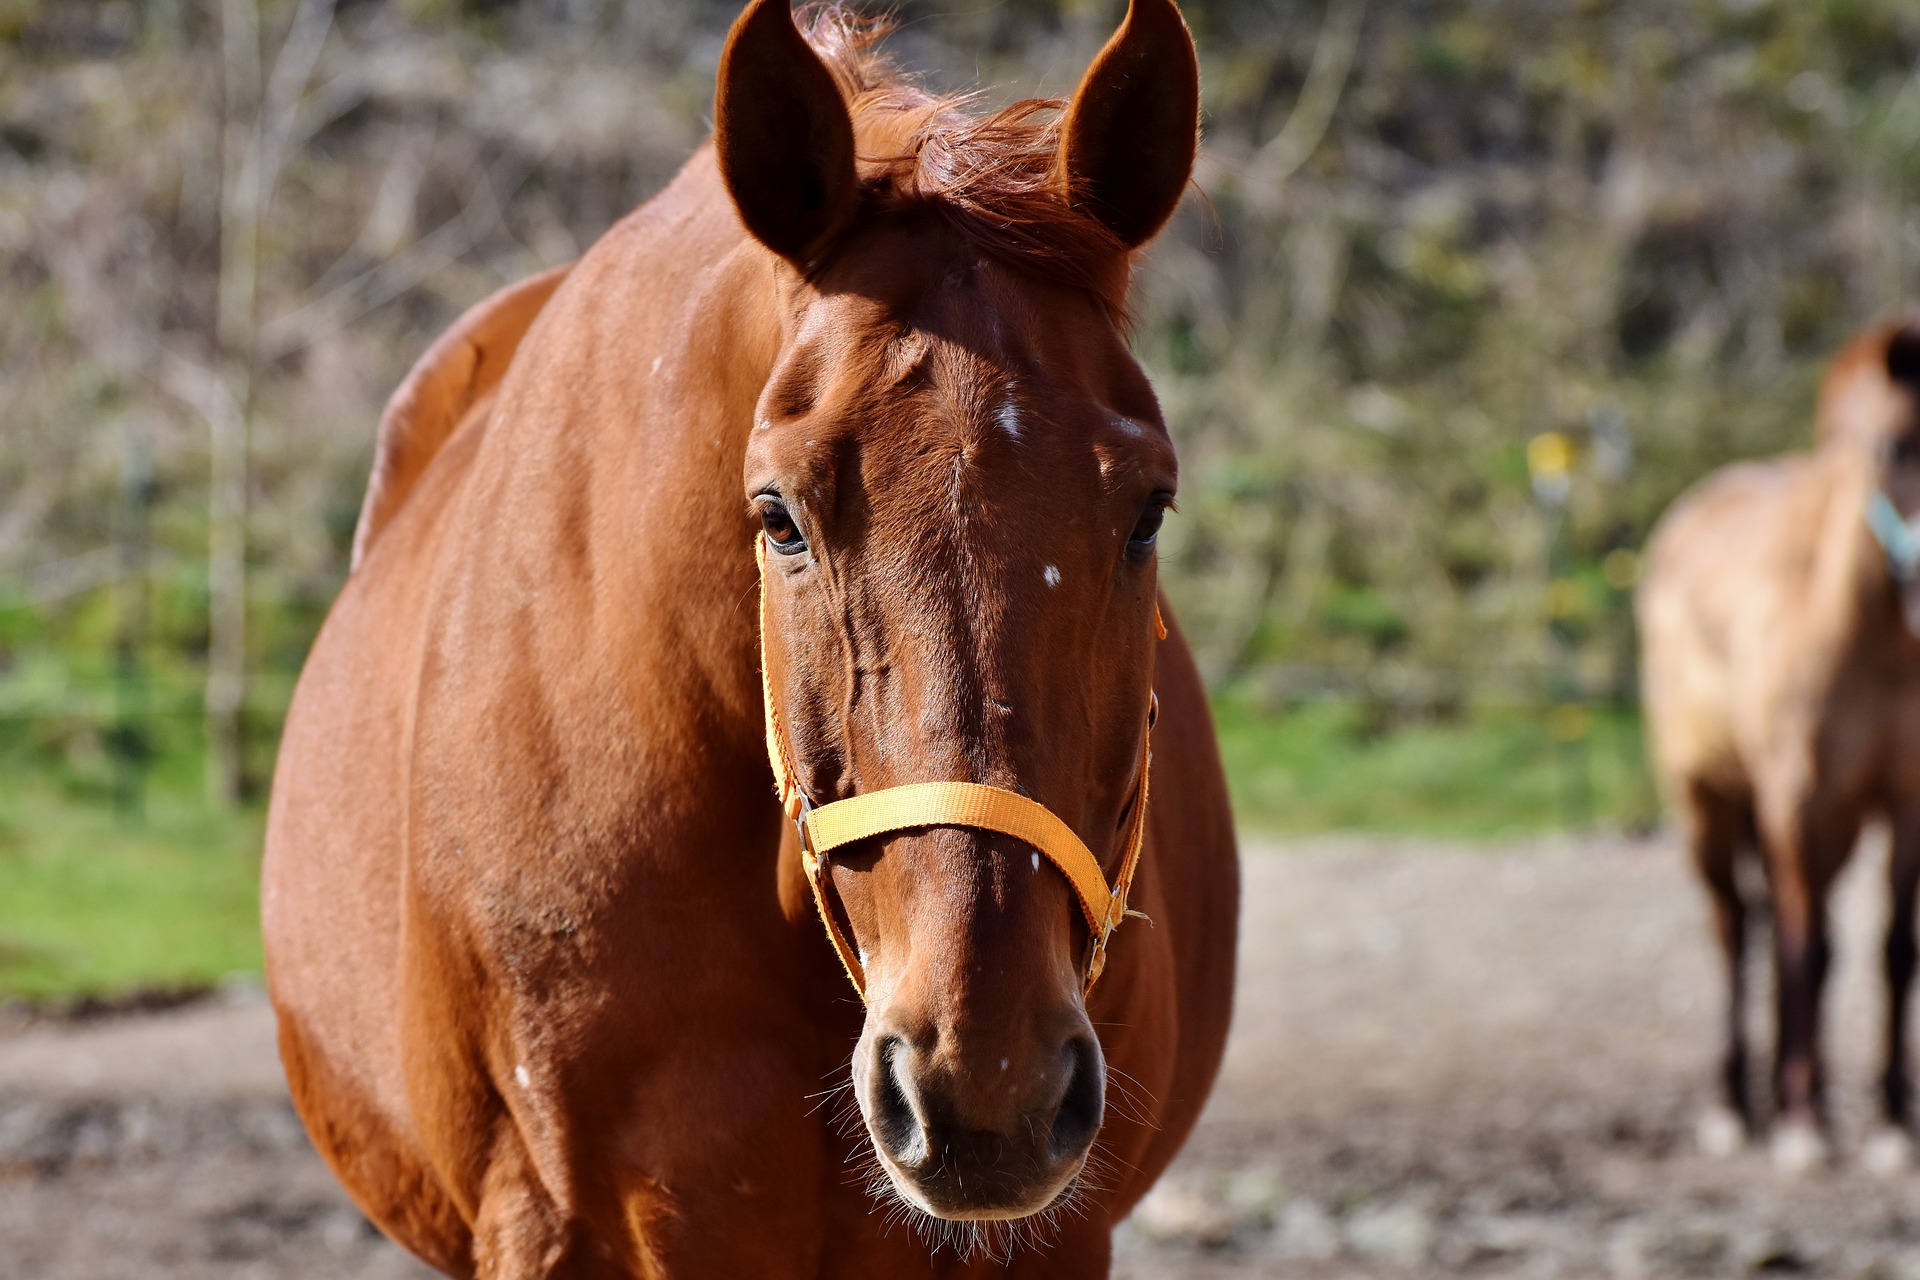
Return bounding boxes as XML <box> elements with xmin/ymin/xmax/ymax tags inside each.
<box><xmin>469</xmin><ymin>1137</ymin><xmax>628</xmax><ymax>1280</ymax></box>
<box><xmin>1685</xmin><ymin>781</ymin><xmax>1754</xmax><ymax>1153</ymax></box>
<box><xmin>1759</xmin><ymin>793</ymin><xmax>1854</xmax><ymax>1174</ymax></box>
<box><xmin>1865</xmin><ymin>802</ymin><xmax>1920</xmax><ymax>1174</ymax></box>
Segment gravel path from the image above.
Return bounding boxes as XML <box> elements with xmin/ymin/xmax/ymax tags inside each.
<box><xmin>5</xmin><ymin>834</ymin><xmax>1918</xmax><ymax>1278</ymax></box>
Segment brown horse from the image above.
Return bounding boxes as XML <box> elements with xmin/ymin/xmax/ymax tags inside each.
<box><xmin>1639</xmin><ymin>317</ymin><xmax>1920</xmax><ymax>1173</ymax></box>
<box><xmin>261</xmin><ymin>2</ymin><xmax>1239</xmax><ymax>1275</ymax></box>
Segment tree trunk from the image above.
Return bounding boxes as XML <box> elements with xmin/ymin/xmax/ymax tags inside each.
<box><xmin>207</xmin><ymin>0</ymin><xmax>261</xmax><ymax>806</ymax></box>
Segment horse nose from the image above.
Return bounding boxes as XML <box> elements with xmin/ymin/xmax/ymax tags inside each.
<box><xmin>1048</xmin><ymin>1034</ymin><xmax>1105</xmax><ymax>1160</ymax></box>
<box><xmin>860</xmin><ymin>1025</ymin><xmax>1105</xmax><ymax>1217</ymax></box>
<box><xmin>866</xmin><ymin>1035</ymin><xmax>931</xmax><ymax>1169</ymax></box>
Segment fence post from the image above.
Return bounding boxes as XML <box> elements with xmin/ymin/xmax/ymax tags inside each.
<box><xmin>1530</xmin><ymin>431</ymin><xmax>1589</xmax><ymax>828</ymax></box>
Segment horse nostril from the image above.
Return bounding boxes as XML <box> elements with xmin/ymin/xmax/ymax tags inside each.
<box><xmin>1048</xmin><ymin>1035</ymin><xmax>1105</xmax><ymax>1162</ymax></box>
<box><xmin>867</xmin><ymin>1036</ymin><xmax>928</xmax><ymax>1168</ymax></box>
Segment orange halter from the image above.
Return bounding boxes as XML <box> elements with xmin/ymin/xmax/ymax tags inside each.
<box><xmin>756</xmin><ymin>536</ymin><xmax>1160</xmax><ymax>1001</ymax></box>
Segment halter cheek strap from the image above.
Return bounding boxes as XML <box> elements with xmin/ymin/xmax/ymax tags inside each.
<box><xmin>1866</xmin><ymin>490</ymin><xmax>1920</xmax><ymax>581</ymax></box>
<box><xmin>757</xmin><ymin>535</ymin><xmax>1160</xmax><ymax>1002</ymax></box>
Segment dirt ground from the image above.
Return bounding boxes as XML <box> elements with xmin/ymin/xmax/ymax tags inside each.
<box><xmin>6</xmin><ymin>834</ymin><xmax>1920</xmax><ymax>1279</ymax></box>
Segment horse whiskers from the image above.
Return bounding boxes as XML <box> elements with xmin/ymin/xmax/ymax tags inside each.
<box><xmin>819</xmin><ymin>1050</ymin><xmax>1115</xmax><ymax>1262</ymax></box>
<box><xmin>802</xmin><ymin>1079</ymin><xmax>853</xmax><ymax>1119</ymax></box>
<box><xmin>1104</xmin><ymin>1095</ymin><xmax>1156</xmax><ymax>1132</ymax></box>
<box><xmin>827</xmin><ymin>1087</ymin><xmax>866</xmax><ymax>1137</ymax></box>
<box><xmin>808</xmin><ymin>1056</ymin><xmax>868</xmax><ymax>1137</ymax></box>
<box><xmin>1103</xmin><ymin>1062</ymin><xmax>1157</xmax><ymax>1106</ymax></box>
<box><xmin>1102</xmin><ymin>1064</ymin><xmax>1163</xmax><ymax>1133</ymax></box>
<box><xmin>1073</xmin><ymin>1145</ymin><xmax>1120</xmax><ymax>1203</ymax></box>
<box><xmin>1082</xmin><ymin>1139</ymin><xmax>1147</xmax><ymax>1195</ymax></box>
<box><xmin>1101</xmin><ymin>1079</ymin><xmax>1148</xmax><ymax>1126</ymax></box>
<box><xmin>836</xmin><ymin>1104</ymin><xmax>1089</xmax><ymax>1264</ymax></box>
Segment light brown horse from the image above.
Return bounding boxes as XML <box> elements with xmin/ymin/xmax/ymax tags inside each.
<box><xmin>1639</xmin><ymin>317</ymin><xmax>1920</xmax><ymax>1173</ymax></box>
<box><xmin>261</xmin><ymin>2</ymin><xmax>1239</xmax><ymax>1274</ymax></box>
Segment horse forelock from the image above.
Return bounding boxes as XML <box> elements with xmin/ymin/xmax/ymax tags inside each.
<box><xmin>797</xmin><ymin>4</ymin><xmax>1132</xmax><ymax>323</ymax></box>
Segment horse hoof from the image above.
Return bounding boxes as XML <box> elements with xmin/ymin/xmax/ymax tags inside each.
<box><xmin>1770</xmin><ymin>1119</ymin><xmax>1830</xmax><ymax>1175</ymax></box>
<box><xmin>1695</xmin><ymin>1106</ymin><xmax>1747</xmax><ymax>1157</ymax></box>
<box><xmin>1861</xmin><ymin>1127</ymin><xmax>1915</xmax><ymax>1177</ymax></box>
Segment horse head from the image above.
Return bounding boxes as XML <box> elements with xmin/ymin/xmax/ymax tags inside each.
<box><xmin>1825</xmin><ymin>320</ymin><xmax>1920</xmax><ymax>631</ymax></box>
<box><xmin>715</xmin><ymin>0</ymin><xmax>1197</xmax><ymax>1224</ymax></box>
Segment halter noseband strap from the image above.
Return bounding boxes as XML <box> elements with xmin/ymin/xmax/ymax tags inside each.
<box><xmin>756</xmin><ymin>535</ymin><xmax>1160</xmax><ymax>1003</ymax></box>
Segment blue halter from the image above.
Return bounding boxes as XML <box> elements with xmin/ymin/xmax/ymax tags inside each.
<box><xmin>1865</xmin><ymin>490</ymin><xmax>1920</xmax><ymax>581</ymax></box>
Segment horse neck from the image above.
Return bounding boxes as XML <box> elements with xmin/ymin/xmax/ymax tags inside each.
<box><xmin>1811</xmin><ymin>441</ymin><xmax>1906</xmax><ymax>652</ymax></box>
<box><xmin>439</xmin><ymin>150</ymin><xmax>786</xmax><ymax>786</ymax></box>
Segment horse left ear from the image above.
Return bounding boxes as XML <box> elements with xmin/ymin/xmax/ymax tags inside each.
<box><xmin>1056</xmin><ymin>0</ymin><xmax>1201</xmax><ymax>249</ymax></box>
<box><xmin>714</xmin><ymin>0</ymin><xmax>860</xmax><ymax>268</ymax></box>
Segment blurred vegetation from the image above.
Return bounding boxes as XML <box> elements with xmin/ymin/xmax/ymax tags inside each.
<box><xmin>0</xmin><ymin>711</ymin><xmax>262</xmax><ymax>997</ymax></box>
<box><xmin>1</xmin><ymin>0</ymin><xmax>1918</xmax><ymax>992</ymax></box>
<box><xmin>1213</xmin><ymin>693</ymin><xmax>1654</xmax><ymax>837</ymax></box>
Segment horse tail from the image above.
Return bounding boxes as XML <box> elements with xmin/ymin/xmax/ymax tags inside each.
<box><xmin>1815</xmin><ymin>314</ymin><xmax>1920</xmax><ymax>450</ymax></box>
<box><xmin>350</xmin><ymin>264</ymin><xmax>572</xmax><ymax>570</ymax></box>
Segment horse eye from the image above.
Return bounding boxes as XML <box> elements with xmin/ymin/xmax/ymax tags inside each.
<box><xmin>759</xmin><ymin>500</ymin><xmax>806</xmax><ymax>553</ymax></box>
<box><xmin>1128</xmin><ymin>494</ymin><xmax>1172</xmax><ymax>554</ymax></box>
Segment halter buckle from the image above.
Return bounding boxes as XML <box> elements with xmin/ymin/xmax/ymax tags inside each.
<box><xmin>792</xmin><ymin>793</ymin><xmax>817</xmax><ymax>865</ymax></box>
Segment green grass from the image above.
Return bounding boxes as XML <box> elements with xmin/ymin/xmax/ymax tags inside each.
<box><xmin>1212</xmin><ymin>695</ymin><xmax>1659</xmax><ymax>839</ymax></box>
<box><xmin>0</xmin><ymin>757</ymin><xmax>263</xmax><ymax>1001</ymax></box>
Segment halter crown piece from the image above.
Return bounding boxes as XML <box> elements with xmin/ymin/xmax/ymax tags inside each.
<box><xmin>757</xmin><ymin>536</ymin><xmax>1162</xmax><ymax>1002</ymax></box>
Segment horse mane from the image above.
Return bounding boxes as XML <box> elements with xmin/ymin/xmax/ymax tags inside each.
<box><xmin>798</xmin><ymin>6</ymin><xmax>1131</xmax><ymax>317</ymax></box>
<box><xmin>351</xmin><ymin>264</ymin><xmax>571</xmax><ymax>571</ymax></box>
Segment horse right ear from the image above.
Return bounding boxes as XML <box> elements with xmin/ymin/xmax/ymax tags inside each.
<box><xmin>1056</xmin><ymin>0</ymin><xmax>1201</xmax><ymax>249</ymax></box>
<box><xmin>714</xmin><ymin>0</ymin><xmax>859</xmax><ymax>269</ymax></box>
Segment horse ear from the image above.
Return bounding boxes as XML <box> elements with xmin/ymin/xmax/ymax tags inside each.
<box><xmin>714</xmin><ymin>0</ymin><xmax>859</xmax><ymax>268</ymax></box>
<box><xmin>1888</xmin><ymin>322</ymin><xmax>1920</xmax><ymax>388</ymax></box>
<box><xmin>1056</xmin><ymin>0</ymin><xmax>1201</xmax><ymax>249</ymax></box>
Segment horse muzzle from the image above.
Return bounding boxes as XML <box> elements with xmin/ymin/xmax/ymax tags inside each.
<box><xmin>853</xmin><ymin>1013</ymin><xmax>1105</xmax><ymax>1220</ymax></box>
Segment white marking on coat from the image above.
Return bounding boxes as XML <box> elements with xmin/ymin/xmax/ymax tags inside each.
<box><xmin>1000</xmin><ymin>1057</ymin><xmax>1010</xmax><ymax>1072</ymax></box>
<box><xmin>513</xmin><ymin>1064</ymin><xmax>531</xmax><ymax>1089</ymax></box>
<box><xmin>1043</xmin><ymin>564</ymin><xmax>1061</xmax><ymax>588</ymax></box>
<box><xmin>1110</xmin><ymin>413</ymin><xmax>1144</xmax><ymax>436</ymax></box>
<box><xmin>1031</xmin><ymin>852</ymin><xmax>1040</xmax><ymax>871</ymax></box>
<box><xmin>650</xmin><ymin>357</ymin><xmax>662</xmax><ymax>375</ymax></box>
<box><xmin>997</xmin><ymin>400</ymin><xmax>1023</xmax><ymax>440</ymax></box>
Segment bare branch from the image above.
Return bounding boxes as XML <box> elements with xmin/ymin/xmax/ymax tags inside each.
<box><xmin>258</xmin><ymin>149</ymin><xmax>545</xmax><ymax>361</ymax></box>
<box><xmin>258</xmin><ymin>0</ymin><xmax>337</xmax><ymax>202</ymax></box>
<box><xmin>1246</xmin><ymin>0</ymin><xmax>1368</xmax><ymax>203</ymax></box>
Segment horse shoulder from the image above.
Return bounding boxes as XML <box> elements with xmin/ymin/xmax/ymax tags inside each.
<box><xmin>351</xmin><ymin>264</ymin><xmax>572</xmax><ymax>570</ymax></box>
<box><xmin>1639</xmin><ymin>458</ymin><xmax>1811</xmax><ymax>790</ymax></box>
<box><xmin>1642</xmin><ymin>456</ymin><xmax>1810</xmax><ymax>617</ymax></box>
<box><xmin>266</xmin><ymin>409</ymin><xmax>513</xmax><ymax>1270</ymax></box>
